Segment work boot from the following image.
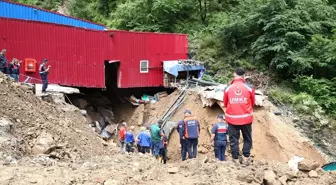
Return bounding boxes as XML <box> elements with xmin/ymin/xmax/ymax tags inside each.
<box><xmin>232</xmin><ymin>158</ymin><xmax>240</xmax><ymax>165</ymax></box>
<box><xmin>241</xmin><ymin>156</ymin><xmax>252</xmax><ymax>167</ymax></box>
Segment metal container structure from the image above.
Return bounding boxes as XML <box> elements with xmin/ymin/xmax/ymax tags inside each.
<box><xmin>0</xmin><ymin>18</ymin><xmax>111</xmax><ymax>87</ymax></box>
<box><xmin>109</xmin><ymin>30</ymin><xmax>188</xmax><ymax>88</ymax></box>
<box><xmin>0</xmin><ymin>18</ymin><xmax>188</xmax><ymax>88</ymax></box>
<box><xmin>0</xmin><ymin>0</ymin><xmax>105</xmax><ymax>30</ymax></box>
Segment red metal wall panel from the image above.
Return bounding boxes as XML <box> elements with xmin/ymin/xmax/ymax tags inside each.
<box><xmin>110</xmin><ymin>30</ymin><xmax>188</xmax><ymax>88</ymax></box>
<box><xmin>0</xmin><ymin>18</ymin><xmax>188</xmax><ymax>88</ymax></box>
<box><xmin>0</xmin><ymin>18</ymin><xmax>111</xmax><ymax>87</ymax></box>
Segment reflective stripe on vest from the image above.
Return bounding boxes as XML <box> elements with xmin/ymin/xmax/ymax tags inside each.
<box><xmin>225</xmin><ymin>113</ymin><xmax>253</xmax><ymax>118</ymax></box>
<box><xmin>184</xmin><ymin>116</ymin><xmax>199</xmax><ymax>138</ymax></box>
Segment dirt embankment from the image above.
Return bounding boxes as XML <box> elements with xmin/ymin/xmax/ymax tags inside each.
<box><xmin>0</xmin><ymin>153</ymin><xmax>335</xmax><ymax>185</ymax></box>
<box><xmin>0</xmin><ymin>73</ymin><xmax>108</xmax><ymax>160</ymax></box>
<box><xmin>117</xmin><ymin>90</ymin><xmax>326</xmax><ymax>164</ymax></box>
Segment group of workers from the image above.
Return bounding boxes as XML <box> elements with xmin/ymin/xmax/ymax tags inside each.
<box><xmin>0</xmin><ymin>49</ymin><xmax>51</xmax><ymax>92</ymax></box>
<box><xmin>118</xmin><ymin>67</ymin><xmax>255</xmax><ymax>165</ymax></box>
<box><xmin>119</xmin><ymin>121</ymin><xmax>168</xmax><ymax>164</ymax></box>
<box><xmin>0</xmin><ymin>49</ymin><xmax>22</xmax><ymax>82</ymax></box>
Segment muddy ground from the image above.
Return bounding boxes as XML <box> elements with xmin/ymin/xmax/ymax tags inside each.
<box><xmin>0</xmin><ymin>72</ymin><xmax>335</xmax><ymax>185</ymax></box>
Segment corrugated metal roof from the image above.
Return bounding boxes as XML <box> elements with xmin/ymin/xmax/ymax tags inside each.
<box><xmin>0</xmin><ymin>0</ymin><xmax>106</xmax><ymax>30</ymax></box>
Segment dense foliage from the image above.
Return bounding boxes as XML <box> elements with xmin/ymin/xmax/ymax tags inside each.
<box><xmin>14</xmin><ymin>0</ymin><xmax>336</xmax><ymax>117</ymax></box>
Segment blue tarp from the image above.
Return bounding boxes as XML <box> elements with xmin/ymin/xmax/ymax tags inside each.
<box><xmin>163</xmin><ymin>61</ymin><xmax>205</xmax><ymax>77</ymax></box>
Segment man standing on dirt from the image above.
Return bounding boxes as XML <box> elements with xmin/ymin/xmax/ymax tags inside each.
<box><xmin>177</xmin><ymin>120</ymin><xmax>187</xmax><ymax>161</ymax></box>
<box><xmin>182</xmin><ymin>110</ymin><xmax>200</xmax><ymax>159</ymax></box>
<box><xmin>150</xmin><ymin>120</ymin><xmax>163</xmax><ymax>159</ymax></box>
<box><xmin>39</xmin><ymin>59</ymin><xmax>51</xmax><ymax>93</ymax></box>
<box><xmin>0</xmin><ymin>49</ymin><xmax>8</xmax><ymax>74</ymax></box>
<box><xmin>223</xmin><ymin>68</ymin><xmax>255</xmax><ymax>165</ymax></box>
<box><xmin>119</xmin><ymin>122</ymin><xmax>127</xmax><ymax>153</ymax></box>
<box><xmin>211</xmin><ymin>114</ymin><xmax>228</xmax><ymax>161</ymax></box>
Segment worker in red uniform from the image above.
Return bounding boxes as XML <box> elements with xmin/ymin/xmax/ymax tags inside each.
<box><xmin>119</xmin><ymin>122</ymin><xmax>127</xmax><ymax>153</ymax></box>
<box><xmin>223</xmin><ymin>68</ymin><xmax>255</xmax><ymax>165</ymax></box>
<box><xmin>182</xmin><ymin>110</ymin><xmax>200</xmax><ymax>159</ymax></box>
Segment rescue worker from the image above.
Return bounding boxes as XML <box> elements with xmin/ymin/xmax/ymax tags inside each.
<box><xmin>0</xmin><ymin>49</ymin><xmax>8</xmax><ymax>74</ymax></box>
<box><xmin>138</xmin><ymin>127</ymin><xmax>151</xmax><ymax>154</ymax></box>
<box><xmin>182</xmin><ymin>110</ymin><xmax>200</xmax><ymax>159</ymax></box>
<box><xmin>223</xmin><ymin>67</ymin><xmax>255</xmax><ymax>165</ymax></box>
<box><xmin>176</xmin><ymin>120</ymin><xmax>187</xmax><ymax>161</ymax></box>
<box><xmin>136</xmin><ymin>130</ymin><xmax>142</xmax><ymax>153</ymax></box>
<box><xmin>159</xmin><ymin>130</ymin><xmax>168</xmax><ymax>164</ymax></box>
<box><xmin>125</xmin><ymin>126</ymin><xmax>135</xmax><ymax>153</ymax></box>
<box><xmin>119</xmin><ymin>122</ymin><xmax>127</xmax><ymax>153</ymax></box>
<box><xmin>211</xmin><ymin>114</ymin><xmax>228</xmax><ymax>161</ymax></box>
<box><xmin>8</xmin><ymin>58</ymin><xmax>21</xmax><ymax>82</ymax></box>
<box><xmin>39</xmin><ymin>59</ymin><xmax>51</xmax><ymax>93</ymax></box>
<box><xmin>150</xmin><ymin>120</ymin><xmax>163</xmax><ymax>159</ymax></box>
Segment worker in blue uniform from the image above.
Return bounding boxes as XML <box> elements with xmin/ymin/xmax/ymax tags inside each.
<box><xmin>176</xmin><ymin>120</ymin><xmax>187</xmax><ymax>161</ymax></box>
<box><xmin>39</xmin><ymin>59</ymin><xmax>51</xmax><ymax>93</ymax></box>
<box><xmin>125</xmin><ymin>126</ymin><xmax>135</xmax><ymax>153</ymax></box>
<box><xmin>138</xmin><ymin>127</ymin><xmax>151</xmax><ymax>153</ymax></box>
<box><xmin>211</xmin><ymin>114</ymin><xmax>228</xmax><ymax>161</ymax></box>
<box><xmin>182</xmin><ymin>110</ymin><xmax>200</xmax><ymax>159</ymax></box>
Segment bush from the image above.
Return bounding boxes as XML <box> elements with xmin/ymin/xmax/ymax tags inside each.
<box><xmin>268</xmin><ymin>87</ymin><xmax>294</xmax><ymax>105</ymax></box>
<box><xmin>294</xmin><ymin>76</ymin><xmax>336</xmax><ymax>115</ymax></box>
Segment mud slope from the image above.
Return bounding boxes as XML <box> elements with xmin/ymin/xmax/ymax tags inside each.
<box><xmin>0</xmin><ymin>73</ymin><xmax>108</xmax><ymax>159</ymax></box>
<box><xmin>147</xmin><ymin>90</ymin><xmax>325</xmax><ymax>163</ymax></box>
<box><xmin>1</xmin><ymin>153</ymin><xmax>335</xmax><ymax>185</ymax></box>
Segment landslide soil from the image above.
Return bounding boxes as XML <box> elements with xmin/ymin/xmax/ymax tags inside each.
<box><xmin>1</xmin><ymin>154</ymin><xmax>335</xmax><ymax>185</ymax></box>
<box><xmin>115</xmin><ymin>90</ymin><xmax>326</xmax><ymax>164</ymax></box>
<box><xmin>0</xmin><ymin>73</ymin><xmax>108</xmax><ymax>160</ymax></box>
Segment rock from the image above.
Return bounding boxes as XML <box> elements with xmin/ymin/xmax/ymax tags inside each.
<box><xmin>133</xmin><ymin>162</ymin><xmax>140</xmax><ymax>167</ymax></box>
<box><xmin>0</xmin><ymin>118</ymin><xmax>13</xmax><ymax>133</ymax></box>
<box><xmin>263</xmin><ymin>170</ymin><xmax>281</xmax><ymax>185</ymax></box>
<box><xmin>167</xmin><ymin>167</ymin><xmax>179</xmax><ymax>174</ymax></box>
<box><xmin>298</xmin><ymin>160</ymin><xmax>319</xmax><ymax>171</ymax></box>
<box><xmin>236</xmin><ymin>170</ymin><xmax>254</xmax><ymax>183</ymax></box>
<box><xmin>284</xmin><ymin>172</ymin><xmax>297</xmax><ymax>180</ymax></box>
<box><xmin>31</xmin><ymin>132</ymin><xmax>55</xmax><ymax>155</ymax></box>
<box><xmin>96</xmin><ymin>177</ymin><xmax>105</xmax><ymax>184</ymax></box>
<box><xmin>203</xmin><ymin>156</ymin><xmax>209</xmax><ymax>163</ymax></box>
<box><xmin>308</xmin><ymin>170</ymin><xmax>318</xmax><ymax>178</ymax></box>
<box><xmin>104</xmin><ymin>179</ymin><xmax>118</xmax><ymax>185</ymax></box>
<box><xmin>279</xmin><ymin>176</ymin><xmax>287</xmax><ymax>185</ymax></box>
<box><xmin>80</xmin><ymin>110</ymin><xmax>87</xmax><ymax>116</ymax></box>
<box><xmin>3</xmin><ymin>156</ymin><xmax>16</xmax><ymax>165</ymax></box>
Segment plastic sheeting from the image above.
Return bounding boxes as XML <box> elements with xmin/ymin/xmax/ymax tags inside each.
<box><xmin>163</xmin><ymin>61</ymin><xmax>205</xmax><ymax>77</ymax></box>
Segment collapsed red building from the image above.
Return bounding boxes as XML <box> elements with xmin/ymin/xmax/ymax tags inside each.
<box><xmin>0</xmin><ymin>17</ymin><xmax>188</xmax><ymax>88</ymax></box>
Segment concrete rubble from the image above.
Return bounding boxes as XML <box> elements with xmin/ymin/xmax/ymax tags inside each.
<box><xmin>197</xmin><ymin>85</ymin><xmax>267</xmax><ymax>109</ymax></box>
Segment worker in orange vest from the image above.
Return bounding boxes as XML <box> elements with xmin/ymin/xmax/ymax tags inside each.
<box><xmin>182</xmin><ymin>110</ymin><xmax>200</xmax><ymax>159</ymax></box>
<box><xmin>223</xmin><ymin>68</ymin><xmax>255</xmax><ymax>165</ymax></box>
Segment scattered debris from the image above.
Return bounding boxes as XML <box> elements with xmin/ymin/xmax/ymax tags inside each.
<box><xmin>31</xmin><ymin>132</ymin><xmax>55</xmax><ymax>155</ymax></box>
<box><xmin>308</xmin><ymin>170</ymin><xmax>318</xmax><ymax>178</ymax></box>
<box><xmin>298</xmin><ymin>159</ymin><xmax>320</xmax><ymax>171</ymax></box>
<box><xmin>263</xmin><ymin>169</ymin><xmax>280</xmax><ymax>185</ymax></box>
<box><xmin>167</xmin><ymin>167</ymin><xmax>179</xmax><ymax>174</ymax></box>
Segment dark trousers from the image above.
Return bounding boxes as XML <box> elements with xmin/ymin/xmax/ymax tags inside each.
<box><xmin>186</xmin><ymin>138</ymin><xmax>198</xmax><ymax>159</ymax></box>
<box><xmin>137</xmin><ymin>144</ymin><xmax>141</xmax><ymax>152</ymax></box>
<box><xmin>180</xmin><ymin>138</ymin><xmax>187</xmax><ymax>161</ymax></box>
<box><xmin>10</xmin><ymin>74</ymin><xmax>19</xmax><ymax>82</ymax></box>
<box><xmin>40</xmin><ymin>74</ymin><xmax>48</xmax><ymax>92</ymax></box>
<box><xmin>159</xmin><ymin>148</ymin><xmax>167</xmax><ymax>164</ymax></box>
<box><xmin>126</xmin><ymin>142</ymin><xmax>134</xmax><ymax>153</ymax></box>
<box><xmin>141</xmin><ymin>146</ymin><xmax>150</xmax><ymax>153</ymax></box>
<box><xmin>0</xmin><ymin>67</ymin><xmax>6</xmax><ymax>74</ymax></box>
<box><xmin>214</xmin><ymin>140</ymin><xmax>227</xmax><ymax>161</ymax></box>
<box><xmin>228</xmin><ymin>123</ymin><xmax>252</xmax><ymax>159</ymax></box>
